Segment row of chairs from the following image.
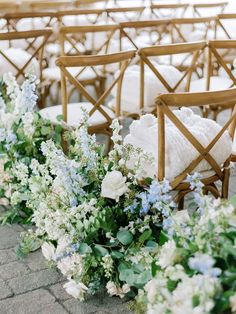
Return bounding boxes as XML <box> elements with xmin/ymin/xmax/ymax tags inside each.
<box><xmin>41</xmin><ymin>49</ymin><xmax>236</xmax><ymax>204</ymax></box>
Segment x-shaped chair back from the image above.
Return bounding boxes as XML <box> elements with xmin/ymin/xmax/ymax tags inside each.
<box><xmin>150</xmin><ymin>4</ymin><xmax>189</xmax><ymax>19</ymax></box>
<box><xmin>56</xmin><ymin>50</ymin><xmax>136</xmax><ymax>124</ymax></box>
<box><xmin>4</xmin><ymin>12</ymin><xmax>58</xmax><ymax>37</ymax></box>
<box><xmin>156</xmin><ymin>88</ymin><xmax>236</xmax><ymax>191</ymax></box>
<box><xmin>138</xmin><ymin>41</ymin><xmax>207</xmax><ymax>110</ymax></box>
<box><xmin>171</xmin><ymin>17</ymin><xmax>216</xmax><ymax>43</ymax></box>
<box><xmin>57</xmin><ymin>9</ymin><xmax>105</xmax><ymax>28</ymax></box>
<box><xmin>106</xmin><ymin>6</ymin><xmax>146</xmax><ymax>23</ymax></box>
<box><xmin>59</xmin><ymin>24</ymin><xmax>120</xmax><ymax>66</ymax></box>
<box><xmin>120</xmin><ymin>19</ymin><xmax>171</xmax><ymax>50</ymax></box>
<box><xmin>207</xmin><ymin>40</ymin><xmax>236</xmax><ymax>90</ymax></box>
<box><xmin>216</xmin><ymin>14</ymin><xmax>236</xmax><ymax>40</ymax></box>
<box><xmin>193</xmin><ymin>2</ymin><xmax>228</xmax><ymax>18</ymax></box>
<box><xmin>0</xmin><ymin>29</ymin><xmax>52</xmax><ymax>85</ymax></box>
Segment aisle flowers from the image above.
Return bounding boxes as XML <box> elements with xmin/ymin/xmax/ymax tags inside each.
<box><xmin>0</xmin><ymin>73</ymin><xmax>62</xmax><ymax>223</ymax></box>
<box><xmin>137</xmin><ymin>187</ymin><xmax>236</xmax><ymax>314</ymax></box>
<box><xmin>18</xmin><ymin>114</ymin><xmax>177</xmax><ymax>300</ymax></box>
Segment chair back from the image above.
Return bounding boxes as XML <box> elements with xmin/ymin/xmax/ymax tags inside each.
<box><xmin>56</xmin><ymin>50</ymin><xmax>136</xmax><ymax>124</ymax></box>
<box><xmin>156</xmin><ymin>88</ymin><xmax>236</xmax><ymax>187</ymax></box>
<box><xmin>216</xmin><ymin>14</ymin><xmax>236</xmax><ymax>40</ymax></box>
<box><xmin>138</xmin><ymin>41</ymin><xmax>207</xmax><ymax>109</ymax></box>
<box><xmin>106</xmin><ymin>6</ymin><xmax>146</xmax><ymax>23</ymax></box>
<box><xmin>59</xmin><ymin>24</ymin><xmax>120</xmax><ymax>59</ymax></box>
<box><xmin>171</xmin><ymin>17</ymin><xmax>216</xmax><ymax>43</ymax></box>
<box><xmin>150</xmin><ymin>3</ymin><xmax>189</xmax><ymax>19</ymax></box>
<box><xmin>57</xmin><ymin>9</ymin><xmax>105</xmax><ymax>27</ymax></box>
<box><xmin>193</xmin><ymin>2</ymin><xmax>228</xmax><ymax>18</ymax></box>
<box><xmin>120</xmin><ymin>19</ymin><xmax>171</xmax><ymax>50</ymax></box>
<box><xmin>29</xmin><ymin>1</ymin><xmax>74</xmax><ymax>12</ymax></box>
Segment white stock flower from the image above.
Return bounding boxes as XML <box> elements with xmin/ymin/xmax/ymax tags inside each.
<box><xmin>101</xmin><ymin>170</ymin><xmax>128</xmax><ymax>201</ymax></box>
<box><xmin>41</xmin><ymin>242</ymin><xmax>55</xmax><ymax>261</ymax></box>
<box><xmin>157</xmin><ymin>240</ymin><xmax>179</xmax><ymax>269</ymax></box>
<box><xmin>63</xmin><ymin>280</ymin><xmax>88</xmax><ymax>300</ymax></box>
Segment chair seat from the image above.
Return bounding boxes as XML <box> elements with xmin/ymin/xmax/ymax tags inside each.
<box><xmin>190</xmin><ymin>76</ymin><xmax>233</xmax><ymax>92</ymax></box>
<box><xmin>43</xmin><ymin>67</ymin><xmax>97</xmax><ymax>82</ymax></box>
<box><xmin>39</xmin><ymin>102</ymin><xmax>115</xmax><ymax>128</ymax></box>
<box><xmin>0</xmin><ymin>48</ymin><xmax>40</xmax><ymax>81</ymax></box>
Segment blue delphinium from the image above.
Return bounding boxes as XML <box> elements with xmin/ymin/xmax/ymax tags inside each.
<box><xmin>188</xmin><ymin>253</ymin><xmax>222</xmax><ymax>277</ymax></box>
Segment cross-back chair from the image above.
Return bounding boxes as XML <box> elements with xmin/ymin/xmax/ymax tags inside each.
<box><xmin>150</xmin><ymin>3</ymin><xmax>189</xmax><ymax>19</ymax></box>
<box><xmin>200</xmin><ymin>40</ymin><xmax>236</xmax><ymax>120</ymax></box>
<box><xmin>43</xmin><ymin>24</ymin><xmax>120</xmax><ymax>106</ymax></box>
<box><xmin>119</xmin><ymin>19</ymin><xmax>171</xmax><ymax>51</ymax></box>
<box><xmin>0</xmin><ymin>29</ymin><xmax>52</xmax><ymax>108</ymax></box>
<box><xmin>193</xmin><ymin>2</ymin><xmax>228</xmax><ymax>18</ymax></box>
<box><xmin>4</xmin><ymin>12</ymin><xmax>58</xmax><ymax>32</ymax></box>
<box><xmin>106</xmin><ymin>6</ymin><xmax>146</xmax><ymax>23</ymax></box>
<box><xmin>156</xmin><ymin>88</ymin><xmax>236</xmax><ymax>206</ymax></box>
<box><xmin>170</xmin><ymin>17</ymin><xmax>216</xmax><ymax>43</ymax></box>
<box><xmin>216</xmin><ymin>14</ymin><xmax>236</xmax><ymax>40</ymax></box>
<box><xmin>40</xmin><ymin>50</ymin><xmax>136</xmax><ymax>142</ymax></box>
<box><xmin>138</xmin><ymin>41</ymin><xmax>207</xmax><ymax>112</ymax></box>
<box><xmin>57</xmin><ymin>9</ymin><xmax>105</xmax><ymax>28</ymax></box>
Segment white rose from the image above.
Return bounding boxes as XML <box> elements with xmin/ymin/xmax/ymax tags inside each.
<box><xmin>63</xmin><ymin>280</ymin><xmax>88</xmax><ymax>300</ymax></box>
<box><xmin>106</xmin><ymin>281</ymin><xmax>119</xmax><ymax>296</ymax></box>
<box><xmin>101</xmin><ymin>171</ymin><xmax>128</xmax><ymax>201</ymax></box>
<box><xmin>41</xmin><ymin>242</ymin><xmax>55</xmax><ymax>261</ymax></box>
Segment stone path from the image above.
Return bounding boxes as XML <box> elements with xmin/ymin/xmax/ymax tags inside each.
<box><xmin>0</xmin><ymin>224</ymin><xmax>133</xmax><ymax>314</ymax></box>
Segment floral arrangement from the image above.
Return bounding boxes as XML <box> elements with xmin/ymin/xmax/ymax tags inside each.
<box><xmin>0</xmin><ymin>73</ymin><xmax>62</xmax><ymax>223</ymax></box>
<box><xmin>137</xmin><ymin>182</ymin><xmax>236</xmax><ymax>314</ymax></box>
<box><xmin>17</xmin><ymin>115</ymin><xmax>178</xmax><ymax>301</ymax></box>
<box><xmin>2</xmin><ymin>74</ymin><xmax>236</xmax><ymax>313</ymax></box>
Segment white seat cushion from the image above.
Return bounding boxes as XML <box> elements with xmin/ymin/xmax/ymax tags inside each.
<box><xmin>43</xmin><ymin>67</ymin><xmax>97</xmax><ymax>82</ymax></box>
<box><xmin>190</xmin><ymin>76</ymin><xmax>233</xmax><ymax>92</ymax></box>
<box><xmin>0</xmin><ymin>48</ymin><xmax>40</xmax><ymax>82</ymax></box>
<box><xmin>124</xmin><ymin>109</ymin><xmax>232</xmax><ymax>181</ymax></box>
<box><xmin>111</xmin><ymin>63</ymin><xmax>186</xmax><ymax>114</ymax></box>
<box><xmin>40</xmin><ymin>102</ymin><xmax>115</xmax><ymax>127</ymax></box>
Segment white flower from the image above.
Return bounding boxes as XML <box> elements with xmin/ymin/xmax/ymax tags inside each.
<box><xmin>106</xmin><ymin>281</ymin><xmax>119</xmax><ymax>296</ymax></box>
<box><xmin>157</xmin><ymin>240</ymin><xmax>179</xmax><ymax>269</ymax></box>
<box><xmin>63</xmin><ymin>280</ymin><xmax>88</xmax><ymax>300</ymax></box>
<box><xmin>230</xmin><ymin>293</ymin><xmax>236</xmax><ymax>312</ymax></box>
<box><xmin>41</xmin><ymin>242</ymin><xmax>55</xmax><ymax>261</ymax></box>
<box><xmin>122</xmin><ymin>284</ymin><xmax>130</xmax><ymax>295</ymax></box>
<box><xmin>101</xmin><ymin>170</ymin><xmax>128</xmax><ymax>201</ymax></box>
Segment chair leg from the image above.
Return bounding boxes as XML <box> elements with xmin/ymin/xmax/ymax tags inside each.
<box><xmin>221</xmin><ymin>165</ymin><xmax>230</xmax><ymax>199</ymax></box>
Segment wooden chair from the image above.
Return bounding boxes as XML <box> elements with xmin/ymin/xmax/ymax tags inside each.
<box><xmin>150</xmin><ymin>3</ymin><xmax>189</xmax><ymax>19</ymax></box>
<box><xmin>40</xmin><ymin>50</ymin><xmax>136</xmax><ymax>141</ymax></box>
<box><xmin>57</xmin><ymin>9</ymin><xmax>105</xmax><ymax>28</ymax></box>
<box><xmin>170</xmin><ymin>17</ymin><xmax>216</xmax><ymax>43</ymax></box>
<box><xmin>156</xmin><ymin>88</ymin><xmax>236</xmax><ymax>205</ymax></box>
<box><xmin>201</xmin><ymin>40</ymin><xmax>236</xmax><ymax>120</ymax></box>
<box><xmin>216</xmin><ymin>14</ymin><xmax>236</xmax><ymax>40</ymax></box>
<box><xmin>0</xmin><ymin>29</ymin><xmax>52</xmax><ymax>107</ymax></box>
<box><xmin>138</xmin><ymin>41</ymin><xmax>207</xmax><ymax>111</ymax></box>
<box><xmin>193</xmin><ymin>2</ymin><xmax>228</xmax><ymax>18</ymax></box>
<box><xmin>43</xmin><ymin>24</ymin><xmax>120</xmax><ymax>105</ymax></box>
<box><xmin>106</xmin><ymin>6</ymin><xmax>146</xmax><ymax>23</ymax></box>
<box><xmin>4</xmin><ymin>11</ymin><xmax>58</xmax><ymax>32</ymax></box>
<box><xmin>119</xmin><ymin>19</ymin><xmax>171</xmax><ymax>50</ymax></box>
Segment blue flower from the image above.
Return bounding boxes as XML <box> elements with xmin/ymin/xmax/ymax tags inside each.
<box><xmin>188</xmin><ymin>253</ymin><xmax>221</xmax><ymax>277</ymax></box>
